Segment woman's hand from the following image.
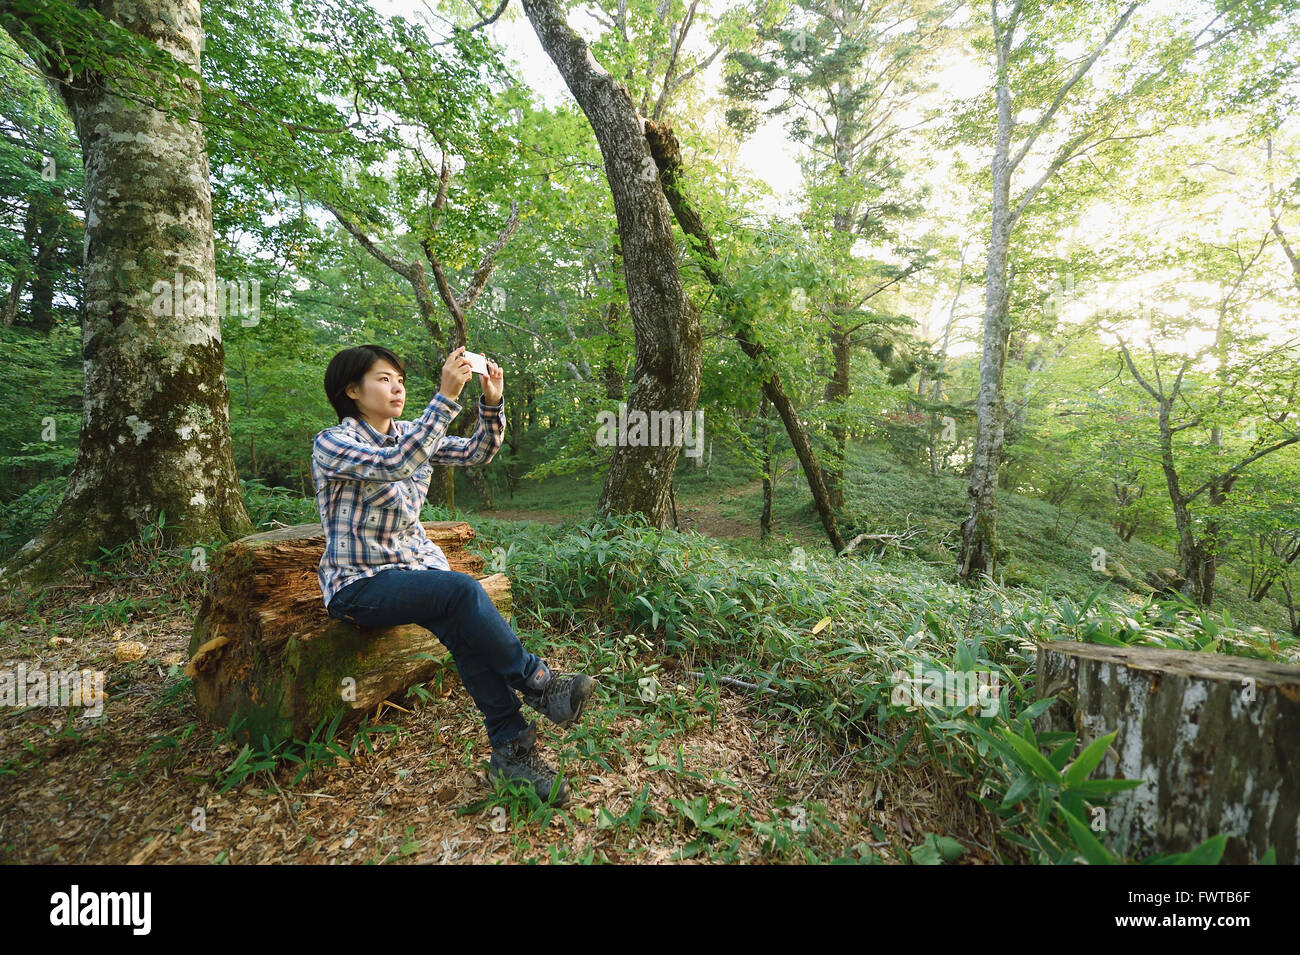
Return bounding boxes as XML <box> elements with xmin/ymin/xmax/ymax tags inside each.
<box><xmin>440</xmin><ymin>346</ymin><xmax>472</xmax><ymax>402</ymax></box>
<box><xmin>481</xmin><ymin>358</ymin><xmax>504</xmax><ymax>406</ymax></box>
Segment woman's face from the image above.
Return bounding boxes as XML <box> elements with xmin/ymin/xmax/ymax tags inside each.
<box><xmin>346</xmin><ymin>359</ymin><xmax>406</xmax><ymax>423</ymax></box>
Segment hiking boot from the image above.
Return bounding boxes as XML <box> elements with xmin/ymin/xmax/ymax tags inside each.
<box><xmin>522</xmin><ymin>663</ymin><xmax>596</xmax><ymax>729</ymax></box>
<box><xmin>489</xmin><ymin>722</ymin><xmax>570</xmax><ymax>806</ymax></box>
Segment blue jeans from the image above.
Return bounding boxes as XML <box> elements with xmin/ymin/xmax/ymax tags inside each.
<box><xmin>326</xmin><ymin>567</ymin><xmax>546</xmax><ymax>749</ymax></box>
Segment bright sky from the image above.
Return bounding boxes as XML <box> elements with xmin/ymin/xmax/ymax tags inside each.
<box><xmin>372</xmin><ymin>0</ymin><xmax>811</xmax><ymax>213</ymax></box>
<box><xmin>367</xmin><ymin>0</ymin><xmax>1297</xmax><ymax>362</ymax></box>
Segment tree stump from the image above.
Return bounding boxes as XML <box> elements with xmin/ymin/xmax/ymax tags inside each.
<box><xmin>1035</xmin><ymin>641</ymin><xmax>1300</xmax><ymax>863</ymax></box>
<box><xmin>185</xmin><ymin>521</ymin><xmax>511</xmax><ymax>745</ymax></box>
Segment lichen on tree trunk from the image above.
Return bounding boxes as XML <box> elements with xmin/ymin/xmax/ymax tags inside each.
<box><xmin>0</xmin><ymin>0</ymin><xmax>254</xmax><ymax>590</ymax></box>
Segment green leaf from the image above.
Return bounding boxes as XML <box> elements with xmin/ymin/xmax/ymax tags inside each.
<box><xmin>1064</xmin><ymin>732</ymin><xmax>1117</xmax><ymax>789</ymax></box>
<box><xmin>1018</xmin><ymin>696</ymin><xmax>1057</xmax><ymax>723</ymax></box>
<box><xmin>934</xmin><ymin>835</ymin><xmax>966</xmax><ymax>861</ymax></box>
<box><xmin>1059</xmin><ymin>805</ymin><xmax>1114</xmax><ymax>865</ymax></box>
<box><xmin>998</xmin><ymin>728</ymin><xmax>1062</xmax><ymax>784</ymax></box>
<box><xmin>1175</xmin><ymin>834</ymin><xmax>1227</xmax><ymax>865</ymax></box>
<box><xmin>1000</xmin><ymin>773</ymin><xmax>1036</xmax><ymax>809</ymax></box>
<box><xmin>909</xmin><ymin>835</ymin><xmax>942</xmax><ymax>865</ymax></box>
<box><xmin>1047</xmin><ymin>737</ymin><xmax>1076</xmax><ymax>771</ymax></box>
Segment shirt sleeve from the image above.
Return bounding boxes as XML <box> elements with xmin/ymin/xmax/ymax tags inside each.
<box><xmin>426</xmin><ymin>396</ymin><xmax>505</xmax><ymax>467</ymax></box>
<box><xmin>313</xmin><ymin>393</ymin><xmax>462</xmax><ymax>482</ymax></box>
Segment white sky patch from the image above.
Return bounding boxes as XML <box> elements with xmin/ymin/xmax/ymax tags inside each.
<box><xmin>346</xmin><ymin>1</ymin><xmax>1297</xmax><ymax>361</ymax></box>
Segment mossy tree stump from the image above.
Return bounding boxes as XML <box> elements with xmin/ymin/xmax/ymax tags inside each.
<box><xmin>1035</xmin><ymin>641</ymin><xmax>1300</xmax><ymax>863</ymax></box>
<box><xmin>185</xmin><ymin>521</ymin><xmax>511</xmax><ymax>745</ymax></box>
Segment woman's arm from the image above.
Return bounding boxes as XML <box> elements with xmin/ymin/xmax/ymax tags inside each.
<box><xmin>426</xmin><ymin>396</ymin><xmax>505</xmax><ymax>467</ymax></box>
<box><xmin>313</xmin><ymin>347</ymin><xmax>483</xmax><ymax>482</ymax></box>
<box><xmin>427</xmin><ymin>355</ymin><xmax>506</xmax><ymax>466</ymax></box>
<box><xmin>312</xmin><ymin>393</ymin><xmax>461</xmax><ymax>482</ymax></box>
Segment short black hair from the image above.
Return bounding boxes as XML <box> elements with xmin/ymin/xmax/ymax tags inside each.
<box><xmin>324</xmin><ymin>344</ymin><xmax>406</xmax><ymax>423</ymax></box>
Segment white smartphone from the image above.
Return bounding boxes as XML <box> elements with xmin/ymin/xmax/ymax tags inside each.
<box><xmin>462</xmin><ymin>350</ymin><xmax>489</xmax><ymax>375</ymax></box>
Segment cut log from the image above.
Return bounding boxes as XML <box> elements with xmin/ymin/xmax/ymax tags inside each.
<box><xmin>185</xmin><ymin>521</ymin><xmax>511</xmax><ymax>745</ymax></box>
<box><xmin>1035</xmin><ymin>641</ymin><xmax>1300</xmax><ymax>863</ymax></box>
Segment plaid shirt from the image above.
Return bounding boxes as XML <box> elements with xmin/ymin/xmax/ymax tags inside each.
<box><xmin>312</xmin><ymin>393</ymin><xmax>505</xmax><ymax>609</ymax></box>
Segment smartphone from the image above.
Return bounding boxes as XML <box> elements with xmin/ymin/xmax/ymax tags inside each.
<box><xmin>462</xmin><ymin>350</ymin><xmax>489</xmax><ymax>375</ymax></box>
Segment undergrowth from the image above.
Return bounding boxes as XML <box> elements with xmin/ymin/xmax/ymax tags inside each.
<box><xmin>467</xmin><ymin>512</ymin><xmax>1292</xmax><ymax>864</ymax></box>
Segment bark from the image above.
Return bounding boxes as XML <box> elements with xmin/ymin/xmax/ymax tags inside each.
<box><xmin>820</xmin><ymin>319</ymin><xmax>850</xmax><ymax>510</ymax></box>
<box><xmin>0</xmin><ymin>0</ymin><xmax>254</xmax><ymax>591</ymax></box>
<box><xmin>958</xmin><ymin>24</ymin><xmax>1014</xmax><ymax>580</ymax></box>
<box><xmin>759</xmin><ymin>392</ymin><xmax>773</xmax><ymax>540</ymax></box>
<box><xmin>521</xmin><ymin>0</ymin><xmax>702</xmax><ymax>529</ymax></box>
<box><xmin>959</xmin><ymin>0</ymin><xmax>1140</xmax><ymax>580</ymax></box>
<box><xmin>185</xmin><ymin>520</ymin><xmax>510</xmax><ymax>744</ymax></box>
<box><xmin>1036</xmin><ymin>641</ymin><xmax>1300</xmax><ymax>864</ymax></box>
<box><xmin>643</xmin><ymin>118</ymin><xmax>846</xmax><ymax>554</ymax></box>
<box><xmin>602</xmin><ymin>235</ymin><xmax>626</xmax><ymax>400</ymax></box>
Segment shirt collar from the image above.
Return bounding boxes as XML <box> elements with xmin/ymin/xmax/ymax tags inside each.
<box><xmin>345</xmin><ymin>415</ymin><xmax>400</xmax><ymax>446</ymax></box>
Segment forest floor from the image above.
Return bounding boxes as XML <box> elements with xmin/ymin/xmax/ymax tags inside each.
<box><xmin>480</xmin><ymin>470</ymin><xmax>824</xmax><ymax>547</ymax></box>
<box><xmin>0</xmin><ymin>548</ymin><xmax>992</xmax><ymax>864</ymax></box>
<box><xmin>3</xmin><ymin>444</ymin><xmax>1289</xmax><ymax>863</ymax></box>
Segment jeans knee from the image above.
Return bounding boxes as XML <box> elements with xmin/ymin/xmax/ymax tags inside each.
<box><xmin>443</xmin><ymin>571</ymin><xmax>485</xmax><ymax>615</ymax></box>
<box><xmin>453</xmin><ymin>570</ymin><xmax>482</xmax><ymax>599</ymax></box>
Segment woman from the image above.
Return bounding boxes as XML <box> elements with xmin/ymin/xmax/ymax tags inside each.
<box><xmin>312</xmin><ymin>343</ymin><xmax>595</xmax><ymax>806</ymax></box>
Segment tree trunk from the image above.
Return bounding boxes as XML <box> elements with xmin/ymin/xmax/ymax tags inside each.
<box><xmin>521</xmin><ymin>0</ymin><xmax>702</xmax><ymax>529</ymax></box>
<box><xmin>27</xmin><ymin>189</ymin><xmax>63</xmax><ymax>332</ymax></box>
<box><xmin>505</xmin><ymin>387</ymin><xmax>521</xmax><ymax>455</ymax></box>
<box><xmin>185</xmin><ymin>520</ymin><xmax>511</xmax><ymax>744</ymax></box>
<box><xmin>1</xmin><ymin>194</ymin><xmax>37</xmax><ymax>327</ymax></box>
<box><xmin>929</xmin><ymin>246</ymin><xmax>965</xmax><ymax>478</ymax></box>
<box><xmin>820</xmin><ymin>320</ymin><xmax>850</xmax><ymax>510</ymax></box>
<box><xmin>959</xmin><ymin>49</ymin><xmax>1015</xmax><ymax>581</ymax></box>
<box><xmin>430</xmin><ymin>399</ymin><xmax>474</xmax><ymax>514</ymax></box>
<box><xmin>454</xmin><ymin>401</ymin><xmax>494</xmax><ymax>510</ymax></box>
<box><xmin>759</xmin><ymin>392</ymin><xmax>773</xmax><ymax>540</ymax></box>
<box><xmin>1152</xmin><ymin>390</ymin><xmax>1204</xmax><ymax>602</ymax></box>
<box><xmin>1</xmin><ymin>185</ymin><xmax>63</xmax><ymax>330</ymax></box>
<box><xmin>1036</xmin><ymin>641</ymin><xmax>1300</xmax><ymax>863</ymax></box>
<box><xmin>642</xmin><ymin>118</ymin><xmax>845</xmax><ymax>554</ymax></box>
<box><xmin>0</xmin><ymin>0</ymin><xmax>254</xmax><ymax>591</ymax></box>
<box><xmin>602</xmin><ymin>234</ymin><xmax>626</xmax><ymax>400</ymax></box>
